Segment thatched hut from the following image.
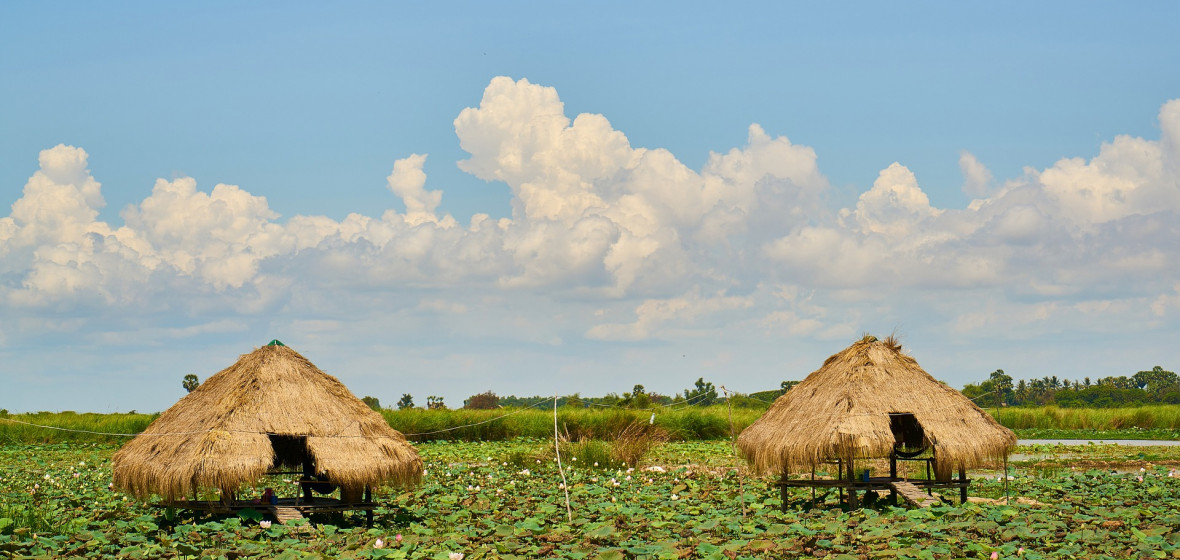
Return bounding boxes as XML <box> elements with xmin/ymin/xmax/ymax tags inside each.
<box><xmin>112</xmin><ymin>341</ymin><xmax>422</xmax><ymax>516</ymax></box>
<box><xmin>737</xmin><ymin>335</ymin><xmax>1015</xmax><ymax>508</ymax></box>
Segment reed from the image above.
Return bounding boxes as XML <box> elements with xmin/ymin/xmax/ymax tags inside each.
<box><xmin>381</xmin><ymin>405</ymin><xmax>765</xmax><ymax>442</ymax></box>
<box><xmin>8</xmin><ymin>404</ymin><xmax>1180</xmax><ymax>444</ymax></box>
<box><xmin>0</xmin><ymin>411</ymin><xmax>156</xmax><ymax>444</ymax></box>
<box><xmin>987</xmin><ymin>404</ymin><xmax>1180</xmax><ymax>430</ymax></box>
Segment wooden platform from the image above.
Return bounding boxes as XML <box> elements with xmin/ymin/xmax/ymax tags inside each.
<box><xmin>775</xmin><ymin>454</ymin><xmax>971</xmax><ymax>509</ymax></box>
<box><xmin>887</xmin><ymin>480</ymin><xmax>941</xmax><ymax>508</ymax></box>
<box><xmin>271</xmin><ymin>506</ymin><xmax>305</xmax><ymax>525</ymax></box>
<box><xmin>152</xmin><ymin>499</ymin><xmax>372</xmax><ymax>516</ymax></box>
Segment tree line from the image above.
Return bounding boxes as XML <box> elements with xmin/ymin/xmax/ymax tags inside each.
<box><xmin>353</xmin><ymin>378</ymin><xmax>804</xmax><ymax>412</ymax></box>
<box><xmin>962</xmin><ymin>366</ymin><xmax>1180</xmax><ymax>408</ymax></box>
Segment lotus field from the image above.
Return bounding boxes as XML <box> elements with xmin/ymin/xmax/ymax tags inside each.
<box><xmin>2</xmin><ymin>440</ymin><xmax>1180</xmax><ymax>559</ymax></box>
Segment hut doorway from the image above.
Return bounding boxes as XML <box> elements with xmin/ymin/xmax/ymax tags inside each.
<box><xmin>268</xmin><ymin>435</ymin><xmax>337</xmax><ymax>502</ymax></box>
<box><xmin>889</xmin><ymin>413</ymin><xmax>927</xmax><ymax>457</ymax></box>
<box><xmin>269</xmin><ymin>434</ymin><xmax>312</xmax><ymax>471</ymax></box>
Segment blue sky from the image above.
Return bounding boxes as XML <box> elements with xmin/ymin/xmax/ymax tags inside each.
<box><xmin>2</xmin><ymin>2</ymin><xmax>1179</xmax><ymax>412</ymax></box>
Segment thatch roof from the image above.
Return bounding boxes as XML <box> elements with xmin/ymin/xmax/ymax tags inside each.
<box><xmin>737</xmin><ymin>335</ymin><xmax>1015</xmax><ymax>479</ymax></box>
<box><xmin>113</xmin><ymin>342</ymin><xmax>422</xmax><ymax>500</ymax></box>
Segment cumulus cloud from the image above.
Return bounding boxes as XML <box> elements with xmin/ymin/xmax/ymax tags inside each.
<box><xmin>386</xmin><ymin>154</ymin><xmax>450</xmax><ymax>226</ymax></box>
<box><xmin>959</xmin><ymin>151</ymin><xmax>994</xmax><ymax>198</ymax></box>
<box><xmin>2</xmin><ymin>81</ymin><xmax>1179</xmax><ymax>353</ymax></box>
<box><xmin>585</xmin><ymin>290</ymin><xmax>752</xmax><ymax>341</ymax></box>
<box><xmin>846</xmin><ymin>162</ymin><xmax>942</xmax><ymax>240</ymax></box>
<box><xmin>121</xmin><ymin>177</ymin><xmax>290</xmax><ymax>289</ymax></box>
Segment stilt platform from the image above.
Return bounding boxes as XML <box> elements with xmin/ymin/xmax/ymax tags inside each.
<box><xmin>776</xmin><ymin>455</ymin><xmax>970</xmax><ymax>509</ymax></box>
<box><xmin>153</xmin><ymin>496</ymin><xmax>377</xmax><ymax>525</ymax></box>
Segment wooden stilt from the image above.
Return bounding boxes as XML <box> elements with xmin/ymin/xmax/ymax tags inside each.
<box><xmin>1003</xmin><ymin>457</ymin><xmax>1009</xmax><ymax>503</ymax></box>
<box><xmin>836</xmin><ymin>459</ymin><xmax>844</xmax><ymax>504</ymax></box>
<box><xmin>958</xmin><ymin>466</ymin><xmax>968</xmax><ymax>504</ymax></box>
<box><xmin>889</xmin><ymin>452</ymin><xmax>899</xmax><ymax>506</ymax></box>
<box><xmin>364</xmin><ymin>485</ymin><xmax>374</xmax><ymax>526</ymax></box>
<box><xmin>846</xmin><ymin>457</ymin><xmax>858</xmax><ymax>508</ymax></box>
<box><xmin>779</xmin><ymin>473</ymin><xmax>788</xmax><ymax>511</ymax></box>
<box><xmin>925</xmin><ymin>459</ymin><xmax>933</xmax><ymax>495</ymax></box>
<box><xmin>810</xmin><ymin>466</ymin><xmax>816</xmax><ymax>505</ymax></box>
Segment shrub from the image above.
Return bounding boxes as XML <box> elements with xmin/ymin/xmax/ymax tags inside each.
<box><xmin>465</xmin><ymin>391</ymin><xmax>500</xmax><ymax>410</ymax></box>
<box><xmin>610</xmin><ymin>419</ymin><xmax>669</xmax><ymax>467</ymax></box>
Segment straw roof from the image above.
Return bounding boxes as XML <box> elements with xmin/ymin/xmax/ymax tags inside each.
<box><xmin>113</xmin><ymin>342</ymin><xmax>422</xmax><ymax>500</ymax></box>
<box><xmin>737</xmin><ymin>335</ymin><xmax>1015</xmax><ymax>479</ymax></box>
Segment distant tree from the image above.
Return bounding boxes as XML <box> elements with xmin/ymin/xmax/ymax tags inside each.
<box><xmin>361</xmin><ymin>396</ymin><xmax>381</xmax><ymax>411</ymax></box>
<box><xmin>779</xmin><ymin>380</ymin><xmax>800</xmax><ymax>395</ymax></box>
<box><xmin>426</xmin><ymin>396</ymin><xmax>446</xmax><ymax>410</ymax></box>
<box><xmin>963</xmin><ymin>380</ymin><xmax>994</xmax><ymax>404</ymax></box>
<box><xmin>621</xmin><ymin>385</ymin><xmax>652</xmax><ymax>409</ymax></box>
<box><xmin>684</xmin><ymin>377</ymin><xmax>718</xmax><ymax>406</ymax></box>
<box><xmin>1014</xmin><ymin>379</ymin><xmax>1029</xmax><ymax>405</ymax></box>
<box><xmin>182</xmin><ymin>374</ymin><xmax>200</xmax><ymax>393</ymax></box>
<box><xmin>988</xmin><ymin>369</ymin><xmax>1014</xmax><ymax>407</ymax></box>
<box><xmin>1133</xmin><ymin>366</ymin><xmax>1179</xmax><ymax>397</ymax></box>
<box><xmin>397</xmin><ymin>393</ymin><xmax>415</xmax><ymax>410</ymax></box>
<box><xmin>564</xmin><ymin>393</ymin><xmax>585</xmax><ymax>409</ymax></box>
<box><xmin>464</xmin><ymin>391</ymin><xmax>500</xmax><ymax>409</ymax></box>
<box><xmin>598</xmin><ymin>393</ymin><xmax>623</xmax><ymax>407</ymax></box>
<box><xmin>1098</xmin><ymin>376</ymin><xmax>1135</xmax><ymax>390</ymax></box>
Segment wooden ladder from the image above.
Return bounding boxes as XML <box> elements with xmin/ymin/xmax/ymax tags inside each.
<box><xmin>888</xmin><ymin>481</ymin><xmax>940</xmax><ymax>508</ymax></box>
<box><xmin>272</xmin><ymin>506</ymin><xmax>305</xmax><ymax>525</ymax></box>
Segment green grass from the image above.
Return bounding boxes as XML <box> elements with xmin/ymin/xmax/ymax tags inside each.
<box><xmin>7</xmin><ymin>404</ymin><xmax>1180</xmax><ymax>444</ymax></box>
<box><xmin>381</xmin><ymin>405</ymin><xmax>765</xmax><ymax>442</ymax></box>
<box><xmin>988</xmin><ymin>404</ymin><xmax>1180</xmax><ymax>432</ymax></box>
<box><xmin>0</xmin><ymin>411</ymin><xmax>156</xmax><ymax>444</ymax></box>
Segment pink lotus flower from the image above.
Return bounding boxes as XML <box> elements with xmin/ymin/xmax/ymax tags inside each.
<box><xmin>449</xmin><ymin>553</ymin><xmax>465</xmax><ymax>560</ymax></box>
<box><xmin>259</xmin><ymin>520</ymin><xmax>272</xmax><ymax>529</ymax></box>
<box><xmin>990</xmin><ymin>552</ymin><xmax>998</xmax><ymax>560</ymax></box>
<box><xmin>374</xmin><ymin>538</ymin><xmax>385</xmax><ymax>549</ymax></box>
<box><xmin>395</xmin><ymin>534</ymin><xmax>403</xmax><ymax>544</ymax></box>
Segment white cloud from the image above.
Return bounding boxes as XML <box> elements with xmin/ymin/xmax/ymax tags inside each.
<box><xmin>2</xmin><ymin>82</ymin><xmax>1178</xmax><ymax>399</ymax></box>
<box><xmin>959</xmin><ymin>151</ymin><xmax>994</xmax><ymax>198</ymax></box>
<box><xmin>586</xmin><ymin>290</ymin><xmax>752</xmax><ymax>341</ymax></box>
<box><xmin>2</xmin><ymin>145</ymin><xmax>108</xmax><ymax>250</ymax></box>
<box><xmin>120</xmin><ymin>177</ymin><xmax>290</xmax><ymax>289</ymax></box>
<box><xmin>386</xmin><ymin>154</ymin><xmax>449</xmax><ymax>226</ymax></box>
<box><xmin>847</xmin><ymin>162</ymin><xmax>942</xmax><ymax>240</ymax></box>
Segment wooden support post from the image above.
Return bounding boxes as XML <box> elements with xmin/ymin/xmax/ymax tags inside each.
<box><xmin>836</xmin><ymin>459</ymin><xmax>844</xmax><ymax>504</ymax></box>
<box><xmin>364</xmin><ymin>485</ymin><xmax>374</xmax><ymax>526</ymax></box>
<box><xmin>810</xmin><ymin>466</ymin><xmax>816</xmax><ymax>505</ymax></box>
<box><xmin>925</xmin><ymin>459</ymin><xmax>933</xmax><ymax>495</ymax></box>
<box><xmin>846</xmin><ymin>457</ymin><xmax>858</xmax><ymax>509</ymax></box>
<box><xmin>1003</xmin><ymin>457</ymin><xmax>1009</xmax><ymax>504</ymax></box>
<box><xmin>958</xmin><ymin>466</ymin><xmax>968</xmax><ymax>504</ymax></box>
<box><xmin>779</xmin><ymin>473</ymin><xmax>788</xmax><ymax>511</ymax></box>
<box><xmin>889</xmin><ymin>453</ymin><xmax>899</xmax><ymax>506</ymax></box>
<box><xmin>301</xmin><ymin>461</ymin><xmax>313</xmax><ymax>503</ymax></box>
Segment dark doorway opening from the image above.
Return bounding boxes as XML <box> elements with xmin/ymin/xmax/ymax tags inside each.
<box><xmin>890</xmin><ymin>413</ymin><xmax>927</xmax><ymax>457</ymax></box>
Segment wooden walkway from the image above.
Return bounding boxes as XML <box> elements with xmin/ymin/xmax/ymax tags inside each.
<box><xmin>271</xmin><ymin>506</ymin><xmax>305</xmax><ymax>525</ymax></box>
<box><xmin>888</xmin><ymin>481</ymin><xmax>940</xmax><ymax>508</ymax></box>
